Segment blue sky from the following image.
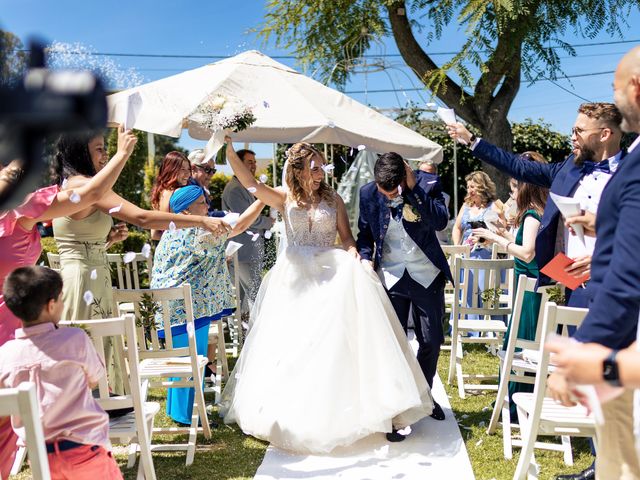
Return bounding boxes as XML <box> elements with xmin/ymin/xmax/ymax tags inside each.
<box><xmin>2</xmin><ymin>0</ymin><xmax>639</xmax><ymax>159</ymax></box>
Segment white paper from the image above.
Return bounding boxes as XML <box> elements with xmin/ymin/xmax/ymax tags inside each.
<box><xmin>549</xmin><ymin>192</ymin><xmax>586</xmax><ymax>246</ymax></box>
<box><xmin>123</xmin><ymin>92</ymin><xmax>142</xmax><ymax>130</ymax></box>
<box><xmin>225</xmin><ymin>240</ymin><xmax>243</xmax><ymax>257</ymax></box>
<box><xmin>436</xmin><ymin>107</ymin><xmax>457</xmax><ymax>126</ymax></box>
<box><xmin>222</xmin><ymin>212</ymin><xmax>240</xmax><ymax>228</ymax></box>
<box><xmin>203</xmin><ymin>129</ymin><xmax>226</xmax><ymax>162</ymax></box>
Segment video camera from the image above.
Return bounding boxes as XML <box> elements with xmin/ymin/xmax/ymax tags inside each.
<box><xmin>0</xmin><ymin>39</ymin><xmax>107</xmax><ymax>210</ymax></box>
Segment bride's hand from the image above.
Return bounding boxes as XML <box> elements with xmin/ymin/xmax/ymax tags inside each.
<box><xmin>346</xmin><ymin>245</ymin><xmax>361</xmax><ymax>260</ymax></box>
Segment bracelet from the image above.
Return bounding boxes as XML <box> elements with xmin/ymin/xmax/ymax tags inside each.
<box><xmin>505</xmin><ymin>241</ymin><xmax>513</xmax><ymax>251</ymax></box>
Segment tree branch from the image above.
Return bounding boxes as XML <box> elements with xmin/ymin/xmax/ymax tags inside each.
<box><xmin>386</xmin><ymin>1</ymin><xmax>481</xmax><ymax>126</ymax></box>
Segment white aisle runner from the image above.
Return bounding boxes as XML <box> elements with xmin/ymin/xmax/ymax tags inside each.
<box><xmin>254</xmin><ymin>372</ymin><xmax>475</xmax><ymax>479</ymax></box>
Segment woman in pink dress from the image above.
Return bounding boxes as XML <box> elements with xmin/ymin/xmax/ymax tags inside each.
<box><xmin>0</xmin><ymin>125</ymin><xmax>137</xmax><ymax>477</ymax></box>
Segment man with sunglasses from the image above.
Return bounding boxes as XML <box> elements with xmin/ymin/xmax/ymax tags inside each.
<box><xmin>187</xmin><ymin>149</ymin><xmax>224</xmax><ymax>217</ymax></box>
<box><xmin>448</xmin><ymin>103</ymin><xmax>624</xmax><ymax>480</ymax></box>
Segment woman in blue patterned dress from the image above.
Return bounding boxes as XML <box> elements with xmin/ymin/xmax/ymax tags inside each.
<box><xmin>151</xmin><ymin>184</ymin><xmax>265</xmax><ymax>424</ymax></box>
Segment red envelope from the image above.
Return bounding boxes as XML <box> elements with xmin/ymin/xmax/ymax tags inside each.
<box><xmin>540</xmin><ymin>253</ymin><xmax>590</xmax><ymax>290</ymax></box>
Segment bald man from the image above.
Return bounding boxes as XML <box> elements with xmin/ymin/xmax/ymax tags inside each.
<box><xmin>546</xmin><ymin>46</ymin><xmax>640</xmax><ymax>480</ymax></box>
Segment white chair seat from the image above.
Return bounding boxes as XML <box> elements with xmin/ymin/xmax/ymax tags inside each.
<box><xmin>513</xmin><ymin>394</ymin><xmax>595</xmax><ymax>430</ymax></box>
<box><xmin>109</xmin><ymin>401</ymin><xmax>161</xmax><ymax>437</ymax></box>
<box><xmin>139</xmin><ymin>355</ymin><xmax>208</xmax><ymax>378</ymax></box>
<box><xmin>458</xmin><ymin>319</ymin><xmax>508</xmax><ymax>332</ymax></box>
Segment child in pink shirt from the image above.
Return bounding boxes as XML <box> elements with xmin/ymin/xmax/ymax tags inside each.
<box><xmin>0</xmin><ymin>266</ymin><xmax>122</xmax><ymax>479</ymax></box>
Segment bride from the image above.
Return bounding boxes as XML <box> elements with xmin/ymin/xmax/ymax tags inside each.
<box><xmin>220</xmin><ymin>138</ymin><xmax>434</xmax><ymax>454</ymax></box>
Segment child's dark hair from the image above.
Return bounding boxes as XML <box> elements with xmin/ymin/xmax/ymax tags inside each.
<box><xmin>374</xmin><ymin>152</ymin><xmax>406</xmax><ymax>192</ymax></box>
<box><xmin>3</xmin><ymin>266</ymin><xmax>63</xmax><ymax>322</ymax></box>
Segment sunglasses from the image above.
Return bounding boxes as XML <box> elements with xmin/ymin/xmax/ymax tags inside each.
<box><xmin>195</xmin><ymin>165</ymin><xmax>216</xmax><ymax>175</ymax></box>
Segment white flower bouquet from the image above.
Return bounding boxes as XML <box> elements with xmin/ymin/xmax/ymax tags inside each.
<box><xmin>190</xmin><ymin>93</ymin><xmax>256</xmax><ymax>133</ymax></box>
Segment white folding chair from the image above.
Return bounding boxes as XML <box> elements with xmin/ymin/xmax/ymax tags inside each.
<box><xmin>107</xmin><ymin>253</ymin><xmax>153</xmax><ymax>290</ymax></box>
<box><xmin>487</xmin><ymin>277</ymin><xmax>561</xmax><ymax>460</ymax></box>
<box><xmin>441</xmin><ymin>245</ymin><xmax>471</xmax><ymax>352</ymax></box>
<box><xmin>45</xmin><ymin>252</ymin><xmax>60</xmax><ymax>272</ymax></box>
<box><xmin>0</xmin><ymin>383</ymin><xmax>50</xmax><ymax>480</ymax></box>
<box><xmin>112</xmin><ymin>285</ymin><xmax>211</xmax><ymax>466</ymax></box>
<box><xmin>447</xmin><ymin>256</ymin><xmax>514</xmax><ymax>398</ymax></box>
<box><xmin>513</xmin><ymin>303</ymin><xmax>596</xmax><ymax>480</ymax></box>
<box><xmin>61</xmin><ymin>315</ymin><xmax>158</xmax><ymax>480</ymax></box>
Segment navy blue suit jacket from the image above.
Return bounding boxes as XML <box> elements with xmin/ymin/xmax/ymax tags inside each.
<box><xmin>573</xmin><ymin>146</ymin><xmax>640</xmax><ymax>348</ymax></box>
<box><xmin>356</xmin><ymin>170</ymin><xmax>453</xmax><ymax>284</ymax></box>
<box><xmin>472</xmin><ymin>140</ymin><xmax>614</xmax><ymax>286</ymax></box>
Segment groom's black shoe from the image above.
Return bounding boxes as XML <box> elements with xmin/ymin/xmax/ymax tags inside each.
<box><xmin>385</xmin><ymin>429</ymin><xmax>407</xmax><ymax>442</ymax></box>
<box><xmin>555</xmin><ymin>462</ymin><xmax>595</xmax><ymax>480</ymax></box>
<box><xmin>430</xmin><ymin>401</ymin><xmax>445</xmax><ymax>421</ymax></box>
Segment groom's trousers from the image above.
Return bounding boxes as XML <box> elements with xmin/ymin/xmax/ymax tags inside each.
<box><xmin>386</xmin><ymin>270</ymin><xmax>446</xmax><ymax>388</ymax></box>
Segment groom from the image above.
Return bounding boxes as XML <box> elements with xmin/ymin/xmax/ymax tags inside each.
<box><xmin>357</xmin><ymin>152</ymin><xmax>453</xmax><ymax>434</ymax></box>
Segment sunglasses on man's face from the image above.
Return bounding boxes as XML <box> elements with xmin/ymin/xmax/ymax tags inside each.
<box><xmin>195</xmin><ymin>165</ymin><xmax>216</xmax><ymax>175</ymax></box>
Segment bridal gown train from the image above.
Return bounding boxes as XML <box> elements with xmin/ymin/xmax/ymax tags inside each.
<box><xmin>220</xmin><ymin>197</ymin><xmax>434</xmax><ymax>454</ymax></box>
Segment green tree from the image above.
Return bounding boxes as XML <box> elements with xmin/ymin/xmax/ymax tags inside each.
<box><xmin>258</xmin><ymin>0</ymin><xmax>635</xmax><ymax>196</ymax></box>
<box><xmin>0</xmin><ymin>30</ymin><xmax>26</xmax><ymax>86</ymax></box>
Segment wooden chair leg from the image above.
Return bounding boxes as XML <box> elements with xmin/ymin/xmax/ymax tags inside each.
<box><xmin>561</xmin><ymin>435</ymin><xmax>573</xmax><ymax>466</ymax></box>
<box><xmin>448</xmin><ymin>326</ymin><xmax>457</xmax><ymax>384</ymax></box>
<box><xmin>10</xmin><ymin>446</ymin><xmax>26</xmax><ymax>475</ymax></box>
<box><xmin>195</xmin><ymin>372</ymin><xmax>212</xmax><ymax>439</ymax></box>
<box><xmin>502</xmin><ymin>402</ymin><xmax>513</xmax><ymax>459</ymax></box>
<box><xmin>456</xmin><ymin>335</ymin><xmax>466</xmax><ymax>399</ymax></box>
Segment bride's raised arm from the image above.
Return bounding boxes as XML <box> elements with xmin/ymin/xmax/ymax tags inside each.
<box><xmin>225</xmin><ymin>136</ymin><xmax>286</xmax><ymax>211</ymax></box>
<box><xmin>335</xmin><ymin>193</ymin><xmax>359</xmax><ymax>259</ymax></box>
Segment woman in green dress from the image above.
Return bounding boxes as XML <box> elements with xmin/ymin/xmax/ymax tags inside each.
<box><xmin>469</xmin><ymin>151</ymin><xmax>549</xmax><ymax>418</ymax></box>
<box><xmin>52</xmin><ymin>130</ymin><xmax>232</xmax><ymax>392</ymax></box>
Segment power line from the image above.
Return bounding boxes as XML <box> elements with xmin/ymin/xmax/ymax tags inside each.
<box><xmin>342</xmin><ymin>70</ymin><xmax>614</xmax><ymax>94</ymax></box>
<box><xmin>16</xmin><ymin>38</ymin><xmax>640</xmax><ymax>61</ymax></box>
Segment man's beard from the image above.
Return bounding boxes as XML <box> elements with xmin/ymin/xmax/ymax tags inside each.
<box><xmin>573</xmin><ymin>145</ymin><xmax>596</xmax><ymax>166</ymax></box>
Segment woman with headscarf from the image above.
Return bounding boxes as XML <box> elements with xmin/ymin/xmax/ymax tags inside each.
<box><xmin>151</xmin><ymin>184</ymin><xmax>266</xmax><ymax>425</ymax></box>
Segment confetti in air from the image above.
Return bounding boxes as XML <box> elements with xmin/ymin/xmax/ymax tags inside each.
<box><xmin>83</xmin><ymin>290</ymin><xmax>94</xmax><ymax>306</ymax></box>
<box><xmin>321</xmin><ymin>164</ymin><xmax>335</xmax><ymax>174</ymax></box>
<box><xmin>349</xmin><ymin>147</ymin><xmax>354</xmax><ymax>156</ymax></box>
<box><xmin>310</xmin><ymin>160</ymin><xmax>315</xmax><ymax>169</ymax></box>
<box><xmin>69</xmin><ymin>191</ymin><xmax>81</xmax><ymax>204</ymax></box>
<box><xmin>259</xmin><ymin>174</ymin><xmax>268</xmax><ymax>183</ymax></box>
<box><xmin>108</xmin><ymin>203</ymin><xmax>123</xmax><ymax>214</ymax></box>
<box><xmin>123</xmin><ymin>251</ymin><xmax>136</xmax><ymax>263</ymax></box>
<box><xmin>169</xmin><ymin>221</ymin><xmax>176</xmax><ymax>231</ymax></box>
<box><xmin>397</xmin><ymin>185</ymin><xmax>403</xmax><ymax>195</ymax></box>
<box><xmin>264</xmin><ymin>230</ymin><xmax>272</xmax><ymax>240</ymax></box>
<box><xmin>141</xmin><ymin>243</ymin><xmax>151</xmax><ymax>258</ymax></box>
<box><xmin>357</xmin><ymin>144</ymin><xmax>366</xmax><ymax>151</ymax></box>
<box><xmin>90</xmin><ymin>269</ymin><xmax>97</xmax><ymax>280</ymax></box>
<box><xmin>326</xmin><ymin>120</ymin><xmax>335</xmax><ymax>128</ymax></box>
<box><xmin>186</xmin><ymin>322</ymin><xmax>194</xmax><ymax>335</ymax></box>
<box><xmin>247</xmin><ymin>187</ymin><xmax>257</xmax><ymax>193</ymax></box>
<box><xmin>246</xmin><ymin>231</ymin><xmax>260</xmax><ymax>242</ymax></box>
<box><xmin>262</xmin><ymin>100</ymin><xmax>269</xmax><ymax>108</ymax></box>
<box><xmin>61</xmin><ymin>178</ymin><xmax>68</xmax><ymax>190</ymax></box>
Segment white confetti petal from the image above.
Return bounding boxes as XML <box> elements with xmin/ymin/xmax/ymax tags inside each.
<box><xmin>108</xmin><ymin>203</ymin><xmax>123</xmax><ymax>214</ymax></box>
<box><xmin>83</xmin><ymin>290</ymin><xmax>94</xmax><ymax>306</ymax></box>
<box><xmin>350</xmin><ymin>147</ymin><xmax>354</xmax><ymax>156</ymax></box>
<box><xmin>326</xmin><ymin>120</ymin><xmax>335</xmax><ymax>128</ymax></box>
<box><xmin>264</xmin><ymin>230</ymin><xmax>272</xmax><ymax>239</ymax></box>
<box><xmin>397</xmin><ymin>185</ymin><xmax>403</xmax><ymax>195</ymax></box>
<box><xmin>426</xmin><ymin>102</ymin><xmax>437</xmax><ymax>107</ymax></box>
<box><xmin>247</xmin><ymin>187</ymin><xmax>257</xmax><ymax>193</ymax></box>
<box><xmin>186</xmin><ymin>322</ymin><xmax>194</xmax><ymax>335</ymax></box>
<box><xmin>251</xmin><ymin>233</ymin><xmax>259</xmax><ymax>242</ymax></box>
<box><xmin>259</xmin><ymin>174</ymin><xmax>268</xmax><ymax>183</ymax></box>
<box><xmin>168</xmin><ymin>221</ymin><xmax>176</xmax><ymax>231</ymax></box>
<box><xmin>141</xmin><ymin>243</ymin><xmax>151</xmax><ymax>258</ymax></box>
<box><xmin>90</xmin><ymin>269</ymin><xmax>97</xmax><ymax>280</ymax></box>
<box><xmin>357</xmin><ymin>144</ymin><xmax>366</xmax><ymax>151</ymax></box>
<box><xmin>262</xmin><ymin>100</ymin><xmax>269</xmax><ymax>108</ymax></box>
<box><xmin>61</xmin><ymin>178</ymin><xmax>68</xmax><ymax>190</ymax></box>
<box><xmin>321</xmin><ymin>164</ymin><xmax>335</xmax><ymax>174</ymax></box>
<box><xmin>397</xmin><ymin>426</ymin><xmax>412</xmax><ymax>436</ymax></box>
<box><xmin>123</xmin><ymin>251</ymin><xmax>136</xmax><ymax>263</ymax></box>
<box><xmin>475</xmin><ymin>439</ymin><xmax>483</xmax><ymax>447</ymax></box>
<box><xmin>310</xmin><ymin>160</ymin><xmax>315</xmax><ymax>169</ymax></box>
<box><xmin>69</xmin><ymin>191</ymin><xmax>81</xmax><ymax>204</ymax></box>
<box><xmin>39</xmin><ymin>261</ymin><xmax>45</xmax><ymax>266</ymax></box>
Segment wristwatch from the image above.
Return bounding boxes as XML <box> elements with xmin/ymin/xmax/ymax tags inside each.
<box><xmin>602</xmin><ymin>349</ymin><xmax>622</xmax><ymax>387</ymax></box>
<box><xmin>468</xmin><ymin>134</ymin><xmax>477</xmax><ymax>146</ymax></box>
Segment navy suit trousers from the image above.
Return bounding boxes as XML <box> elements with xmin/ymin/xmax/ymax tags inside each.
<box><xmin>387</xmin><ymin>270</ymin><xmax>446</xmax><ymax>388</ymax></box>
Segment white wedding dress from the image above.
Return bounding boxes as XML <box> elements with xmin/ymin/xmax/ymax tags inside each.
<box><xmin>220</xmin><ymin>197</ymin><xmax>434</xmax><ymax>454</ymax></box>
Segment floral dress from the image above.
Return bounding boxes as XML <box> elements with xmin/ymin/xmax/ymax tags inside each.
<box><xmin>151</xmin><ymin>227</ymin><xmax>234</xmax><ymax>325</ymax></box>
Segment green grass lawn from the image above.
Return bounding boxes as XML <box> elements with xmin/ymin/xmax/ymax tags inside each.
<box><xmin>14</xmin><ymin>344</ymin><xmax>593</xmax><ymax>480</ymax></box>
